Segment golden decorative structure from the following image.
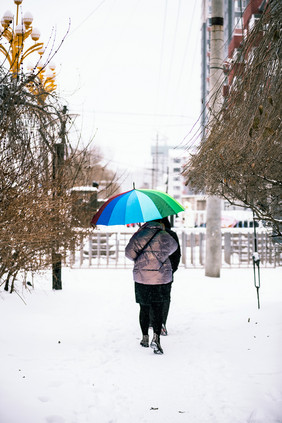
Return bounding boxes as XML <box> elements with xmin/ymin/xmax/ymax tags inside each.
<box><xmin>0</xmin><ymin>0</ymin><xmax>56</xmax><ymax>95</ymax></box>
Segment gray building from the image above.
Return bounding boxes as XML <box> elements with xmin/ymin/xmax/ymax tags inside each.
<box><xmin>151</xmin><ymin>142</ymin><xmax>189</xmax><ymax>202</ymax></box>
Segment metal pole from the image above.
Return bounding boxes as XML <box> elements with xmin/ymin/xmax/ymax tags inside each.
<box><xmin>52</xmin><ymin>142</ymin><xmax>64</xmax><ymax>290</ymax></box>
<box><xmin>52</xmin><ymin>106</ymin><xmax>67</xmax><ymax>290</ymax></box>
<box><xmin>253</xmin><ymin>212</ymin><xmax>261</xmax><ymax>309</ymax></box>
<box><xmin>205</xmin><ymin>0</ymin><xmax>224</xmax><ymax>277</ymax></box>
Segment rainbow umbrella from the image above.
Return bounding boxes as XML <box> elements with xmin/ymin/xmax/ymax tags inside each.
<box><xmin>91</xmin><ymin>188</ymin><xmax>184</xmax><ymax>226</ymax></box>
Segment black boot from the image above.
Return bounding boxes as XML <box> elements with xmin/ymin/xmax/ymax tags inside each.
<box><xmin>161</xmin><ymin>323</ymin><xmax>168</xmax><ymax>336</ymax></box>
<box><xmin>140</xmin><ymin>335</ymin><xmax>149</xmax><ymax>347</ymax></box>
<box><xmin>150</xmin><ymin>333</ymin><xmax>163</xmax><ymax>354</ymax></box>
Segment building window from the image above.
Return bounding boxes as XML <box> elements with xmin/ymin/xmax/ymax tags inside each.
<box><xmin>197</xmin><ymin>200</ymin><xmax>206</xmax><ymax>211</ymax></box>
<box><xmin>235</xmin><ymin>0</ymin><xmax>242</xmax><ymax>11</ymax></box>
<box><xmin>234</xmin><ymin>16</ymin><xmax>243</xmax><ymax>29</ymax></box>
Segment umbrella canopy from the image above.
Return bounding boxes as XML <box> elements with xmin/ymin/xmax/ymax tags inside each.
<box><xmin>91</xmin><ymin>188</ymin><xmax>184</xmax><ymax>226</ymax></box>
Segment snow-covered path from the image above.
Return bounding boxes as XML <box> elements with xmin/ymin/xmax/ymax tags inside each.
<box><xmin>0</xmin><ymin>267</ymin><xmax>281</xmax><ymax>423</ymax></box>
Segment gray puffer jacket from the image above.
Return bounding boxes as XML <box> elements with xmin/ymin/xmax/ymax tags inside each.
<box><xmin>125</xmin><ymin>221</ymin><xmax>178</xmax><ymax>285</ymax></box>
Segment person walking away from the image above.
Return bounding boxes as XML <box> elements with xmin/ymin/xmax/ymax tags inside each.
<box><xmin>159</xmin><ymin>217</ymin><xmax>181</xmax><ymax>335</ymax></box>
<box><xmin>125</xmin><ymin>219</ymin><xmax>178</xmax><ymax>354</ymax></box>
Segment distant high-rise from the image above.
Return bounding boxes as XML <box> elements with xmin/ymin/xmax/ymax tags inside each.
<box><xmin>151</xmin><ymin>142</ymin><xmax>189</xmax><ymax>201</ymax></box>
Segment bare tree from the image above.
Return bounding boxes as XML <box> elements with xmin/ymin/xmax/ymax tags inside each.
<box><xmin>70</xmin><ymin>147</ymin><xmax>121</xmax><ymax>195</ymax></box>
<box><xmin>66</xmin><ymin>146</ymin><xmax>123</xmax><ymax>227</ymax></box>
<box><xmin>0</xmin><ymin>69</ymin><xmax>79</xmax><ymax>292</ymax></box>
<box><xmin>183</xmin><ymin>0</ymin><xmax>281</xmax><ymax>240</ymax></box>
<box><xmin>0</xmin><ymin>68</ymin><xmax>123</xmax><ymax>292</ymax></box>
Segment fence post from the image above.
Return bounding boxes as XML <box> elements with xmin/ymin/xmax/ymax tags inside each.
<box><xmin>190</xmin><ymin>232</ymin><xmax>195</xmax><ymax>265</ymax></box>
<box><xmin>238</xmin><ymin>233</ymin><xmax>242</xmax><ymax>266</ymax></box>
<box><xmin>106</xmin><ymin>233</ymin><xmax>110</xmax><ymax>266</ymax></box>
<box><xmin>247</xmin><ymin>232</ymin><xmax>251</xmax><ymax>265</ymax></box>
<box><xmin>199</xmin><ymin>232</ymin><xmax>204</xmax><ymax>266</ymax></box>
<box><xmin>116</xmin><ymin>233</ymin><xmax>119</xmax><ymax>266</ymax></box>
<box><xmin>70</xmin><ymin>238</ymin><xmax>75</xmax><ymax>267</ymax></box>
<box><xmin>181</xmin><ymin>231</ymin><xmax>187</xmax><ymax>267</ymax></box>
<box><xmin>89</xmin><ymin>234</ymin><xmax>92</xmax><ymax>266</ymax></box>
<box><xmin>224</xmin><ymin>232</ymin><xmax>231</xmax><ymax>265</ymax></box>
<box><xmin>80</xmin><ymin>233</ymin><xmax>84</xmax><ymax>266</ymax></box>
<box><xmin>259</xmin><ymin>232</ymin><xmax>263</xmax><ymax>265</ymax></box>
<box><xmin>97</xmin><ymin>233</ymin><xmax>101</xmax><ymax>266</ymax></box>
<box><xmin>268</xmin><ymin>234</ymin><xmax>273</xmax><ymax>266</ymax></box>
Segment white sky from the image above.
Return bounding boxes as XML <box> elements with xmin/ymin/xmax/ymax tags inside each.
<box><xmin>2</xmin><ymin>0</ymin><xmax>202</xmax><ymax>189</ymax></box>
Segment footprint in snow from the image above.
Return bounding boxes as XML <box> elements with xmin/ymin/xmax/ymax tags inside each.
<box><xmin>46</xmin><ymin>416</ymin><xmax>65</xmax><ymax>423</ymax></box>
<box><xmin>38</xmin><ymin>396</ymin><xmax>50</xmax><ymax>403</ymax></box>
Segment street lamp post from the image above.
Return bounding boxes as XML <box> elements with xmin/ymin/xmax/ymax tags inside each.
<box><xmin>51</xmin><ymin>106</ymin><xmax>68</xmax><ymax>291</ymax></box>
<box><xmin>0</xmin><ymin>0</ymin><xmax>56</xmax><ymax>92</ymax></box>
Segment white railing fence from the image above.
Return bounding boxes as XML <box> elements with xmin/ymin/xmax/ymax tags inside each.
<box><xmin>67</xmin><ymin>229</ymin><xmax>281</xmax><ymax>269</ymax></box>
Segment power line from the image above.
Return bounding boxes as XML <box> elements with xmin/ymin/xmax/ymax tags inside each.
<box><xmin>70</xmin><ymin>109</ymin><xmax>196</xmax><ymax>119</ymax></box>
<box><xmin>68</xmin><ymin>0</ymin><xmax>108</xmax><ymax>37</ymax></box>
<box><xmin>154</xmin><ymin>0</ymin><xmax>168</xmax><ymax>128</ymax></box>
<box><xmin>163</xmin><ymin>0</ymin><xmax>182</xmax><ymax>113</ymax></box>
<box><xmin>173</xmin><ymin>0</ymin><xmax>198</xmax><ymax>110</ymax></box>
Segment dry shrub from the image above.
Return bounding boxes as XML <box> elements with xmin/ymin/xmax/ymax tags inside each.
<box><xmin>0</xmin><ymin>71</ymin><xmax>81</xmax><ymax>291</ymax></box>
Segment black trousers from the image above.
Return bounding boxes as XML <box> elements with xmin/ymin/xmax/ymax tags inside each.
<box><xmin>139</xmin><ymin>302</ymin><xmax>164</xmax><ymax>336</ymax></box>
<box><xmin>162</xmin><ymin>299</ymin><xmax>171</xmax><ymax>325</ymax></box>
<box><xmin>149</xmin><ymin>299</ymin><xmax>170</xmax><ymax>326</ymax></box>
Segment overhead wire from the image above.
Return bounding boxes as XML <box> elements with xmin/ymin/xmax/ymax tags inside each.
<box><xmin>68</xmin><ymin>0</ymin><xmax>108</xmax><ymax>37</ymax></box>
<box><xmin>172</xmin><ymin>0</ymin><xmax>198</xmax><ymax>112</ymax></box>
<box><xmin>66</xmin><ymin>1</ymin><xmax>202</xmax><ymax>171</ymax></box>
<box><xmin>172</xmin><ymin>1</ymin><xmax>202</xmax><ymax>158</ymax></box>
<box><xmin>69</xmin><ymin>109</ymin><xmax>195</xmax><ymax>119</ymax></box>
<box><xmin>152</xmin><ymin>0</ymin><xmax>202</xmax><ymax>163</ymax></box>
<box><xmin>154</xmin><ymin>0</ymin><xmax>168</xmax><ymax>132</ymax></box>
<box><xmin>162</xmin><ymin>0</ymin><xmax>182</xmax><ymax>114</ymax></box>
<box><xmin>177</xmin><ymin>0</ymin><xmax>256</xmax><ymax>156</ymax></box>
<box><xmin>176</xmin><ymin>27</ymin><xmax>202</xmax><ymax>152</ymax></box>
<box><xmin>152</xmin><ymin>0</ymin><xmax>201</xmax><ymax>153</ymax></box>
<box><xmin>65</xmin><ymin>0</ymin><xmax>198</xmax><ymax>155</ymax></box>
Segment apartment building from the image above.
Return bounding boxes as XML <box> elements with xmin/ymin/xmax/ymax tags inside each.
<box><xmin>150</xmin><ymin>143</ymin><xmax>189</xmax><ymax>202</ymax></box>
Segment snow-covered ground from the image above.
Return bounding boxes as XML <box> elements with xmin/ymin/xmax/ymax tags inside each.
<box><xmin>0</xmin><ymin>267</ymin><xmax>281</xmax><ymax>423</ymax></box>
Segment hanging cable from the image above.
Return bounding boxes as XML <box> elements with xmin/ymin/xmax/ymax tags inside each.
<box><xmin>172</xmin><ymin>0</ymin><xmax>197</xmax><ymax>109</ymax></box>
<box><xmin>68</xmin><ymin>0</ymin><xmax>108</xmax><ymax>37</ymax></box>
<box><xmin>163</xmin><ymin>0</ymin><xmax>181</xmax><ymax>114</ymax></box>
<box><xmin>154</xmin><ymin>0</ymin><xmax>168</xmax><ymax>131</ymax></box>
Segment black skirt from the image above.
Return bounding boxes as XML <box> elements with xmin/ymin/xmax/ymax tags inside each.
<box><xmin>135</xmin><ymin>282</ymin><xmax>172</xmax><ymax>305</ymax></box>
